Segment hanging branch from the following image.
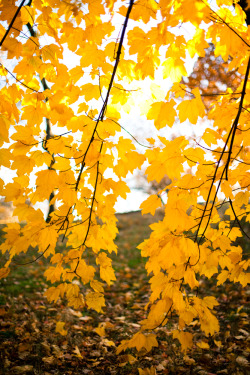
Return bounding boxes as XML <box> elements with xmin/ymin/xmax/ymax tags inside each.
<box><xmin>187</xmin><ymin>2</ymin><xmax>250</xmax><ymax>246</ymax></box>
<box><xmin>60</xmin><ymin>0</ymin><xmax>135</xmax><ymax>276</ymax></box>
<box><xmin>0</xmin><ymin>0</ymin><xmax>27</xmax><ymax>47</ymax></box>
<box><xmin>26</xmin><ymin>15</ymin><xmax>56</xmax><ymax>223</ymax></box>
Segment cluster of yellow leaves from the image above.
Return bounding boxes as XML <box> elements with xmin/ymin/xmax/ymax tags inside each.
<box><xmin>0</xmin><ymin>0</ymin><xmax>249</xmax><ymax>357</ymax></box>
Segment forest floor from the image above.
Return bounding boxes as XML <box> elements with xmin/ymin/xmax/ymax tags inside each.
<box><xmin>0</xmin><ymin>210</ymin><xmax>249</xmax><ymax>375</ymax></box>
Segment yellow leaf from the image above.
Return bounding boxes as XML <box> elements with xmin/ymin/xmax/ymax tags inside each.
<box><xmin>3</xmin><ymin>182</ymin><xmax>22</xmax><ymax>202</ymax></box>
<box><xmin>102</xmin><ymin>338</ymin><xmax>116</xmax><ymax>347</ymax></box>
<box><xmin>31</xmin><ymin>150</ymin><xmax>53</xmax><ymax>167</ymax></box>
<box><xmin>162</xmin><ymin>57</ymin><xmax>187</xmax><ymax>82</ymax></box>
<box><xmin>214</xmin><ymin>340</ymin><xmax>222</xmax><ymax>348</ymax></box>
<box><xmin>0</xmin><ymin>267</ymin><xmax>10</xmax><ymax>279</ymax></box>
<box><xmin>140</xmin><ymin>194</ymin><xmax>162</xmax><ymax>215</ymax></box>
<box><xmin>100</xmin><ymin>266</ymin><xmax>116</xmax><ymax>285</ymax></box>
<box><xmin>77</xmin><ymin>260</ymin><xmax>95</xmax><ymax>284</ymax></box>
<box><xmin>95</xmin><ymin>324</ymin><xmax>106</xmax><ymax>337</ymax></box>
<box><xmin>86</xmin><ymin>292</ymin><xmax>105</xmax><ymax>313</ymax></box>
<box><xmin>68</xmin><ymin>293</ymin><xmax>85</xmax><ymax>309</ymax></box>
<box><xmin>184</xmin><ymin>267</ymin><xmax>199</xmax><ymax>289</ymax></box>
<box><xmin>38</xmin><ymin>226</ymin><xmax>58</xmax><ymax>255</ymax></box>
<box><xmin>90</xmin><ymin>279</ymin><xmax>104</xmax><ymax>293</ymax></box>
<box><xmin>197</xmin><ymin>341</ymin><xmax>210</xmax><ymax>349</ymax></box>
<box><xmin>12</xmin><ymin>155</ymin><xmax>35</xmax><ymax>175</ymax></box>
<box><xmin>73</xmin><ymin>346</ymin><xmax>83</xmax><ymax>359</ymax></box>
<box><xmin>147</xmin><ymin>99</ymin><xmax>177</xmax><ymax>129</ymax></box>
<box><xmin>81</xmin><ymin>83</ymin><xmax>100</xmax><ymax>101</ymax></box>
<box><xmin>203</xmin><ymin>296</ymin><xmax>219</xmax><ymax>309</ymax></box>
<box><xmin>55</xmin><ymin>321</ymin><xmax>67</xmax><ymax>336</ymax></box>
<box><xmin>172</xmin><ymin>330</ymin><xmax>193</xmax><ymax>352</ymax></box>
<box><xmin>117</xmin><ymin>332</ymin><xmax>158</xmax><ymax>354</ymax></box>
<box><xmin>221</xmin><ymin>180</ymin><xmax>233</xmax><ymax>199</ymax></box>
<box><xmin>138</xmin><ymin>367</ymin><xmax>156</xmax><ymax>375</ymax></box>
<box><xmin>0</xmin><ymin>148</ymin><xmax>12</xmax><ymax>168</ymax></box>
<box><xmin>22</xmin><ymin>104</ymin><xmax>45</xmax><ymax>126</ymax></box>
<box><xmin>177</xmin><ymin>94</ymin><xmax>205</xmax><ymax>124</ymax></box>
<box><xmin>35</xmin><ymin>169</ymin><xmax>59</xmax><ymax>194</ymax></box>
<box><xmin>200</xmin><ymin>310</ymin><xmax>219</xmax><ymax>336</ymax></box>
<box><xmin>0</xmin><ymin>116</ymin><xmax>10</xmax><ymax>146</ymax></box>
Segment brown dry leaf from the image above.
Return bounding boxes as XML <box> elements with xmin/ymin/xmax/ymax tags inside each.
<box><xmin>73</xmin><ymin>345</ymin><xmax>83</xmax><ymax>359</ymax></box>
<box><xmin>79</xmin><ymin>316</ymin><xmax>93</xmax><ymax>322</ymax></box>
<box><xmin>41</xmin><ymin>342</ymin><xmax>51</xmax><ymax>355</ymax></box>
<box><xmin>236</xmin><ymin>356</ymin><xmax>249</xmax><ymax>366</ymax></box>
<box><xmin>11</xmin><ymin>365</ymin><xmax>34</xmax><ymax>374</ymax></box>
<box><xmin>239</xmin><ymin>329</ymin><xmax>249</xmax><ymax>336</ymax></box>
<box><xmin>42</xmin><ymin>356</ymin><xmax>56</xmax><ymax>365</ymax></box>
<box><xmin>18</xmin><ymin>342</ymin><xmax>31</xmax><ymax>352</ymax></box>
<box><xmin>101</xmin><ymin>338</ymin><xmax>115</xmax><ymax>347</ymax></box>
<box><xmin>0</xmin><ymin>307</ymin><xmax>7</xmax><ymax>316</ymax></box>
<box><xmin>156</xmin><ymin>363</ymin><xmax>165</xmax><ymax>371</ymax></box>
<box><xmin>52</xmin><ymin>344</ymin><xmax>63</xmax><ymax>358</ymax></box>
<box><xmin>183</xmin><ymin>355</ymin><xmax>196</xmax><ymax>365</ymax></box>
<box><xmin>68</xmin><ymin>308</ymin><xmax>82</xmax><ymax>317</ymax></box>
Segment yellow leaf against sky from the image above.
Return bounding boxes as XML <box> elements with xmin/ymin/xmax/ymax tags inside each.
<box><xmin>147</xmin><ymin>99</ymin><xmax>177</xmax><ymax>129</ymax></box>
<box><xmin>69</xmin><ymin>65</ymin><xmax>84</xmax><ymax>84</ymax></box>
<box><xmin>162</xmin><ymin>57</ymin><xmax>187</xmax><ymax>82</ymax></box>
<box><xmin>35</xmin><ymin>169</ymin><xmax>59</xmax><ymax>194</ymax></box>
<box><xmin>81</xmin><ymin>83</ymin><xmax>100</xmax><ymax>101</ymax></box>
<box><xmin>12</xmin><ymin>155</ymin><xmax>35</xmax><ymax>176</ymax></box>
<box><xmin>0</xmin><ymin>116</ymin><xmax>11</xmax><ymax>146</ymax></box>
<box><xmin>120</xmin><ymin>0</ymin><xmax>158</xmax><ymax>23</ymax></box>
<box><xmin>22</xmin><ymin>104</ymin><xmax>46</xmax><ymax>127</ymax></box>
<box><xmin>187</xmin><ymin>28</ymin><xmax>209</xmax><ymax>58</ymax></box>
<box><xmin>140</xmin><ymin>194</ymin><xmax>162</xmax><ymax>216</ymax></box>
<box><xmin>31</xmin><ymin>150</ymin><xmax>53</xmax><ymax>167</ymax></box>
<box><xmin>221</xmin><ymin>180</ymin><xmax>233</xmax><ymax>199</ymax></box>
<box><xmin>78</xmin><ymin>44</ymin><xmax>105</xmax><ymax>68</ymax></box>
<box><xmin>177</xmin><ymin>89</ymin><xmax>205</xmax><ymax>124</ymax></box>
<box><xmin>3</xmin><ymin>182</ymin><xmax>22</xmax><ymax>202</ymax></box>
<box><xmin>41</xmin><ymin>44</ymin><xmax>63</xmax><ymax>63</ymax></box>
<box><xmin>0</xmin><ymin>148</ymin><xmax>12</xmax><ymax>168</ymax></box>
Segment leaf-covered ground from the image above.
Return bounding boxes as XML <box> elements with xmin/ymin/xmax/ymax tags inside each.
<box><xmin>0</xmin><ymin>211</ymin><xmax>249</xmax><ymax>375</ymax></box>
